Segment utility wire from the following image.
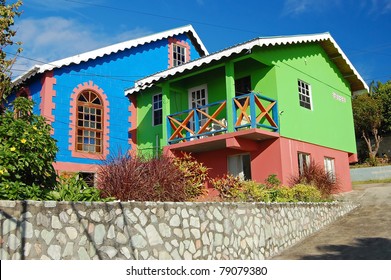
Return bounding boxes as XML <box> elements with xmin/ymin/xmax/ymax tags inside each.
<box><xmin>64</xmin><ymin>0</ymin><xmax>259</xmax><ymax>35</ymax></box>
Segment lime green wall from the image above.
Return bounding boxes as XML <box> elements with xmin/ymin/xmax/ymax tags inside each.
<box><xmin>136</xmin><ymin>89</ymin><xmax>164</xmax><ymax>158</ymax></box>
<box><xmin>252</xmin><ymin>43</ymin><xmax>356</xmax><ymax>153</ymax></box>
<box><xmin>136</xmin><ymin>43</ymin><xmax>357</xmax><ymax>154</ymax></box>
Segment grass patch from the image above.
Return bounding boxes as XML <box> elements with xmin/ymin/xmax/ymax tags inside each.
<box><xmin>352</xmin><ymin>178</ymin><xmax>391</xmax><ymax>185</ymax></box>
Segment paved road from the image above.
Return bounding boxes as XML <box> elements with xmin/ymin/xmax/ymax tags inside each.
<box><xmin>272</xmin><ymin>183</ymin><xmax>391</xmax><ymax>260</ymax></box>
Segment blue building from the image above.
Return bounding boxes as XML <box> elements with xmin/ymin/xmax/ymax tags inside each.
<box><xmin>11</xmin><ymin>25</ymin><xmax>208</xmax><ymax>182</ymax></box>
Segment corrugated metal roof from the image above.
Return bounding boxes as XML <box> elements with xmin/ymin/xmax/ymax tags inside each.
<box><xmin>125</xmin><ymin>32</ymin><xmax>368</xmax><ymax>95</ymax></box>
<box><xmin>12</xmin><ymin>25</ymin><xmax>208</xmax><ymax>86</ymax></box>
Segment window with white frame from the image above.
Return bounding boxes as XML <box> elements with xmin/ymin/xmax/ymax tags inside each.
<box><xmin>228</xmin><ymin>154</ymin><xmax>252</xmax><ymax>180</ymax></box>
<box><xmin>152</xmin><ymin>93</ymin><xmax>162</xmax><ymax>126</ymax></box>
<box><xmin>298</xmin><ymin>80</ymin><xmax>312</xmax><ymax>110</ymax></box>
<box><xmin>298</xmin><ymin>152</ymin><xmax>311</xmax><ymax>176</ymax></box>
<box><xmin>188</xmin><ymin>85</ymin><xmax>208</xmax><ymax>131</ymax></box>
<box><xmin>324</xmin><ymin>157</ymin><xmax>336</xmax><ymax>182</ymax></box>
<box><xmin>173</xmin><ymin>44</ymin><xmax>186</xmax><ymax>66</ymax></box>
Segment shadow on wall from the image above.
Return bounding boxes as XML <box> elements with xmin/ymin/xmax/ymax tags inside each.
<box><xmin>301</xmin><ymin>237</ymin><xmax>391</xmax><ymax>260</ymax></box>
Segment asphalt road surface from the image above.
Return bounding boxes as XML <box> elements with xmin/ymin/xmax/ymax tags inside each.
<box><xmin>272</xmin><ymin>183</ymin><xmax>391</xmax><ymax>260</ymax></box>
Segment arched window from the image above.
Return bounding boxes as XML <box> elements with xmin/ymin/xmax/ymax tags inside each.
<box><xmin>76</xmin><ymin>90</ymin><xmax>103</xmax><ymax>153</ymax></box>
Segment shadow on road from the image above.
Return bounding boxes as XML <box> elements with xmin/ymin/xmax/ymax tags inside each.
<box><xmin>301</xmin><ymin>237</ymin><xmax>391</xmax><ymax>260</ymax></box>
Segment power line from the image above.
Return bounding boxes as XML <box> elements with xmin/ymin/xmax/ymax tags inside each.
<box><xmin>64</xmin><ymin>0</ymin><xmax>259</xmax><ymax>35</ymax></box>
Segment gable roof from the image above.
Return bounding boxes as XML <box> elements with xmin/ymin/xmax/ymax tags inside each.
<box><xmin>13</xmin><ymin>25</ymin><xmax>208</xmax><ymax>86</ymax></box>
<box><xmin>126</xmin><ymin>32</ymin><xmax>368</xmax><ymax>95</ymax></box>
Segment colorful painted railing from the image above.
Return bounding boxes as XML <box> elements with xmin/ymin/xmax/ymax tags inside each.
<box><xmin>167</xmin><ymin>92</ymin><xmax>278</xmax><ymax>144</ymax></box>
<box><xmin>167</xmin><ymin>100</ymin><xmax>227</xmax><ymax>144</ymax></box>
<box><xmin>233</xmin><ymin>92</ymin><xmax>279</xmax><ymax>132</ymax></box>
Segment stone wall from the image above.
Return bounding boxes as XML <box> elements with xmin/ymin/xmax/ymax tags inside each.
<box><xmin>0</xmin><ymin>200</ymin><xmax>357</xmax><ymax>260</ymax></box>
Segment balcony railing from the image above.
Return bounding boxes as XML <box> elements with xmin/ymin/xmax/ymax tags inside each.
<box><xmin>167</xmin><ymin>92</ymin><xmax>278</xmax><ymax>144</ymax></box>
<box><xmin>233</xmin><ymin>92</ymin><xmax>279</xmax><ymax>132</ymax></box>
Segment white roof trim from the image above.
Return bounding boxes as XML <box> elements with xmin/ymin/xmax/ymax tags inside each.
<box><xmin>125</xmin><ymin>32</ymin><xmax>368</xmax><ymax>95</ymax></box>
<box><xmin>12</xmin><ymin>25</ymin><xmax>208</xmax><ymax>86</ymax></box>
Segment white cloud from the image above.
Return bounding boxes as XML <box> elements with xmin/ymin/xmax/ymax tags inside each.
<box><xmin>281</xmin><ymin>0</ymin><xmax>342</xmax><ymax>16</ymax></box>
<box><xmin>282</xmin><ymin>0</ymin><xmax>309</xmax><ymax>15</ymax></box>
<box><xmin>13</xmin><ymin>16</ymin><xmax>152</xmax><ymax>72</ymax></box>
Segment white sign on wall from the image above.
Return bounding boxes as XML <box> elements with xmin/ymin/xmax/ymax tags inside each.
<box><xmin>332</xmin><ymin>92</ymin><xmax>346</xmax><ymax>103</ymax></box>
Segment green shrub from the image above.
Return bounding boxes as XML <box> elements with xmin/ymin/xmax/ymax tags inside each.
<box><xmin>211</xmin><ymin>174</ymin><xmax>328</xmax><ymax>203</ymax></box>
<box><xmin>0</xmin><ymin>97</ymin><xmax>58</xmax><ymax>200</ymax></box>
<box><xmin>272</xmin><ymin>186</ymin><xmax>296</xmax><ymax>202</ymax></box>
<box><xmin>47</xmin><ymin>174</ymin><xmax>113</xmax><ymax>202</ymax></box>
<box><xmin>269</xmin><ymin>184</ymin><xmax>324</xmax><ymax>203</ymax></box>
<box><xmin>0</xmin><ymin>181</ymin><xmax>48</xmax><ymax>200</ymax></box>
<box><xmin>264</xmin><ymin>174</ymin><xmax>281</xmax><ymax>188</ymax></box>
<box><xmin>241</xmin><ymin>180</ymin><xmax>271</xmax><ymax>202</ymax></box>
<box><xmin>210</xmin><ymin>175</ymin><xmax>243</xmax><ymax>202</ymax></box>
<box><xmin>292</xmin><ymin>184</ymin><xmax>323</xmax><ymax>202</ymax></box>
<box><xmin>173</xmin><ymin>152</ymin><xmax>209</xmax><ymax>201</ymax></box>
<box><xmin>211</xmin><ymin>176</ymin><xmax>271</xmax><ymax>202</ymax></box>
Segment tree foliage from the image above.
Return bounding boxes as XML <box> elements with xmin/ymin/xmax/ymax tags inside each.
<box><xmin>373</xmin><ymin>81</ymin><xmax>391</xmax><ymax>134</ymax></box>
<box><xmin>352</xmin><ymin>80</ymin><xmax>391</xmax><ymax>164</ymax></box>
<box><xmin>352</xmin><ymin>93</ymin><xmax>383</xmax><ymax>164</ymax></box>
<box><xmin>0</xmin><ymin>0</ymin><xmax>23</xmax><ymax>105</ymax></box>
<box><xmin>0</xmin><ymin>97</ymin><xmax>58</xmax><ymax>200</ymax></box>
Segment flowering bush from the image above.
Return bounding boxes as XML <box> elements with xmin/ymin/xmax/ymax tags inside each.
<box><xmin>0</xmin><ymin>97</ymin><xmax>58</xmax><ymax>200</ymax></box>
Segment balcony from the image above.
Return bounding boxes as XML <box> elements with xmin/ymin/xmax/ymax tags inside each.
<box><xmin>167</xmin><ymin>92</ymin><xmax>279</xmax><ymax>145</ymax></box>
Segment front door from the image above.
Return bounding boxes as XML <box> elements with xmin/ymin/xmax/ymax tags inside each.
<box><xmin>188</xmin><ymin>85</ymin><xmax>208</xmax><ymax>133</ymax></box>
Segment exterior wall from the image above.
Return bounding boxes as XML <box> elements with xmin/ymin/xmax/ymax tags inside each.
<box><xmin>21</xmin><ymin>34</ymin><xmax>202</xmax><ymax>169</ymax></box>
<box><xmin>0</xmin><ymin>200</ymin><xmax>357</xmax><ymax>260</ymax></box>
<box><xmin>185</xmin><ymin>137</ymin><xmax>352</xmax><ymax>193</ymax></box>
<box><xmin>192</xmin><ymin>138</ymin><xmax>283</xmax><ymax>189</ymax></box>
<box><xmin>279</xmin><ymin>137</ymin><xmax>353</xmax><ymax>192</ymax></box>
<box><xmin>253</xmin><ymin>43</ymin><xmax>356</xmax><ymax>154</ymax></box>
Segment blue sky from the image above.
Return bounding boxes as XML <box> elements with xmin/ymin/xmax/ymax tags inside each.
<box><xmin>11</xmin><ymin>0</ymin><xmax>391</xmax><ymax>85</ymax></box>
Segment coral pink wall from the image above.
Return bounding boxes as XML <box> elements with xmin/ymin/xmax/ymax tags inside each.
<box><xmin>167</xmin><ymin>37</ymin><xmax>191</xmax><ymax>68</ymax></box>
<box><xmin>53</xmin><ymin>162</ymin><xmax>100</xmax><ymax>174</ymax></box>
<box><xmin>169</xmin><ymin>136</ymin><xmax>352</xmax><ymax>196</ymax></box>
<box><xmin>128</xmin><ymin>95</ymin><xmax>137</xmax><ymax>153</ymax></box>
<box><xmin>250</xmin><ymin>139</ymin><xmax>284</xmax><ymax>183</ymax></box>
<box><xmin>40</xmin><ymin>71</ymin><xmax>56</xmax><ymax>133</ymax></box>
<box><xmin>279</xmin><ymin>137</ymin><xmax>352</xmax><ymax>192</ymax></box>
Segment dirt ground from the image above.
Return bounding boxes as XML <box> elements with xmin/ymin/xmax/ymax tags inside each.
<box><xmin>271</xmin><ymin>183</ymin><xmax>391</xmax><ymax>260</ymax></box>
